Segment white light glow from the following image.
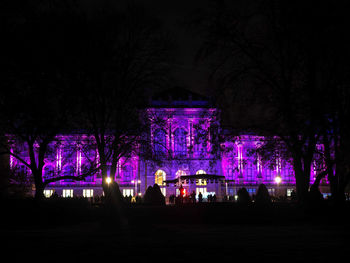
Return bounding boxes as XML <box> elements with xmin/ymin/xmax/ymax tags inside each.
<box><xmin>275</xmin><ymin>176</ymin><xmax>282</xmax><ymax>184</ymax></box>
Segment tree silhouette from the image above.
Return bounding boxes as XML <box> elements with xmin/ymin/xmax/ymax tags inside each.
<box><xmin>193</xmin><ymin>0</ymin><xmax>350</xmax><ymax>204</ymax></box>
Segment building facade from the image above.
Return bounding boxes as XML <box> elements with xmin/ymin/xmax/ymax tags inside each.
<box><xmin>9</xmin><ymin>88</ymin><xmax>330</xmax><ymax>200</ymax></box>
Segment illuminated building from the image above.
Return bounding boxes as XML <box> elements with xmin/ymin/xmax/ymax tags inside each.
<box><xmin>9</xmin><ymin>88</ymin><xmax>329</xmax><ymax>200</ymax></box>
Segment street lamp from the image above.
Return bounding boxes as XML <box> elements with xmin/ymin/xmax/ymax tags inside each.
<box><xmin>275</xmin><ymin>176</ymin><xmax>282</xmax><ymax>198</ymax></box>
<box><xmin>106</xmin><ymin>177</ymin><xmax>112</xmax><ymax>185</ymax></box>
<box><xmin>274</xmin><ymin>176</ymin><xmax>282</xmax><ymax>184</ymax></box>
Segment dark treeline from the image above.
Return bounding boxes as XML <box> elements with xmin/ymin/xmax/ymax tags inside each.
<box><xmin>1</xmin><ymin>0</ymin><xmax>350</xmax><ymax>208</ymax></box>
<box><xmin>0</xmin><ymin>0</ymin><xmax>174</xmax><ymax>204</ymax></box>
<box><xmin>192</xmin><ymin>0</ymin><xmax>350</xmax><ymax>205</ymax></box>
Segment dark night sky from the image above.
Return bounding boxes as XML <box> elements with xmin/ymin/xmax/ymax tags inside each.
<box><xmin>122</xmin><ymin>0</ymin><xmax>213</xmax><ymax>96</ymax></box>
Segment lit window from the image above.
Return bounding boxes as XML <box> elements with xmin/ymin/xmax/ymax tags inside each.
<box><xmin>196</xmin><ymin>170</ymin><xmax>206</xmax><ymax>175</ymax></box>
<box><xmin>83</xmin><ymin>189</ymin><xmax>93</xmax><ymax>198</ymax></box>
<box><xmin>196</xmin><ymin>179</ymin><xmax>207</xmax><ymax>186</ymax></box>
<box><xmin>196</xmin><ymin>187</ymin><xmax>207</xmax><ymax>198</ymax></box>
<box><xmin>63</xmin><ymin>189</ymin><xmax>73</xmax><ymax>198</ymax></box>
<box><xmin>268</xmin><ymin>188</ymin><xmax>275</xmax><ymax>196</ymax></box>
<box><xmin>123</xmin><ymin>189</ymin><xmax>134</xmax><ymax>197</ymax></box>
<box><xmin>155</xmin><ymin>169</ymin><xmax>166</xmax><ymax>186</ymax></box>
<box><xmin>287</xmin><ymin>188</ymin><xmax>294</xmax><ymax>197</ymax></box>
<box><xmin>160</xmin><ymin>188</ymin><xmax>166</xmax><ymax>197</ymax></box>
<box><xmin>44</xmin><ymin>190</ymin><xmax>53</xmax><ymax>198</ymax></box>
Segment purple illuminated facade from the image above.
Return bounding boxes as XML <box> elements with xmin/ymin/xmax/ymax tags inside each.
<box><xmin>9</xmin><ymin>88</ymin><xmax>330</xmax><ymax>200</ymax></box>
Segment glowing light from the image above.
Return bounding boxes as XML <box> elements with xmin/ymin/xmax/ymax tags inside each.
<box><xmin>106</xmin><ymin>177</ymin><xmax>112</xmax><ymax>184</ymax></box>
<box><xmin>275</xmin><ymin>176</ymin><xmax>282</xmax><ymax>184</ymax></box>
<box><xmin>196</xmin><ymin>170</ymin><xmax>206</xmax><ymax>175</ymax></box>
<box><xmin>196</xmin><ymin>179</ymin><xmax>207</xmax><ymax>186</ymax></box>
<box><xmin>155</xmin><ymin>169</ymin><xmax>166</xmax><ymax>185</ymax></box>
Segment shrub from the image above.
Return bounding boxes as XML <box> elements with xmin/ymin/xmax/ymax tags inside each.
<box><xmin>255</xmin><ymin>184</ymin><xmax>271</xmax><ymax>206</ymax></box>
<box><xmin>237</xmin><ymin>187</ymin><xmax>252</xmax><ymax>205</ymax></box>
<box><xmin>143</xmin><ymin>184</ymin><xmax>165</xmax><ymax>206</ymax></box>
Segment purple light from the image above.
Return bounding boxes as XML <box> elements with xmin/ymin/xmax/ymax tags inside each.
<box><xmin>8</xmin><ymin>106</ymin><xmax>326</xmax><ymax>197</ymax></box>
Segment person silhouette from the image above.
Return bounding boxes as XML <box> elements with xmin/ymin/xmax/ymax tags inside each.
<box><xmin>198</xmin><ymin>192</ymin><xmax>203</xmax><ymax>203</ymax></box>
<box><xmin>191</xmin><ymin>191</ymin><xmax>196</xmax><ymax>204</ymax></box>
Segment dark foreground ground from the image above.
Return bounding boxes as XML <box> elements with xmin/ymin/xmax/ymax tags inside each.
<box><xmin>1</xmin><ymin>199</ymin><xmax>349</xmax><ymax>262</ymax></box>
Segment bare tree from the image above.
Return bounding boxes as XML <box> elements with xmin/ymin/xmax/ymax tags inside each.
<box><xmin>192</xmin><ymin>0</ymin><xmax>350</xmax><ymax>203</ymax></box>
<box><xmin>73</xmin><ymin>2</ymin><xmax>173</xmax><ymax>206</ymax></box>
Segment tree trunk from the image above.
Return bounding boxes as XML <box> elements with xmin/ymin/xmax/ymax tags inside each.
<box><xmin>293</xmin><ymin>156</ymin><xmax>309</xmax><ymax>204</ymax></box>
<box><xmin>33</xmin><ymin>170</ymin><xmax>45</xmax><ymax>200</ymax></box>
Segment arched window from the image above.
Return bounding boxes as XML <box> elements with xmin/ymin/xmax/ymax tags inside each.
<box><xmin>194</xmin><ymin>129</ymin><xmax>206</xmax><ymax>156</ymax></box>
<box><xmin>245</xmin><ymin>164</ymin><xmax>253</xmax><ymax>181</ymax></box>
<box><xmin>176</xmin><ymin>170</ymin><xmax>187</xmax><ymax>177</ymax></box>
<box><xmin>123</xmin><ymin>165</ymin><xmax>133</xmax><ymax>182</ymax></box>
<box><xmin>265</xmin><ymin>168</ymin><xmax>273</xmax><ymax>181</ymax></box>
<box><xmin>154</xmin><ymin>129</ymin><xmax>166</xmax><ymax>157</ymax></box>
<box><xmin>155</xmin><ymin>169</ymin><xmax>166</xmax><ymax>186</ymax></box>
<box><xmin>174</xmin><ymin>128</ymin><xmax>187</xmax><ymax>157</ymax></box>
<box><xmin>196</xmin><ymin>170</ymin><xmax>206</xmax><ymax>175</ymax></box>
<box><xmin>43</xmin><ymin>165</ymin><xmax>55</xmax><ymax>180</ymax></box>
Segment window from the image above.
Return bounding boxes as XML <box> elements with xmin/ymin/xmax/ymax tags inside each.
<box><xmin>194</xmin><ymin>129</ymin><xmax>206</xmax><ymax>156</ymax></box>
<box><xmin>228</xmin><ymin>189</ymin><xmax>235</xmax><ymax>196</ymax></box>
<box><xmin>123</xmin><ymin>189</ymin><xmax>134</xmax><ymax>197</ymax></box>
<box><xmin>123</xmin><ymin>165</ymin><xmax>133</xmax><ymax>182</ymax></box>
<box><xmin>155</xmin><ymin>169</ymin><xmax>166</xmax><ymax>186</ymax></box>
<box><xmin>83</xmin><ymin>189</ymin><xmax>94</xmax><ymax>198</ymax></box>
<box><xmin>196</xmin><ymin>187</ymin><xmax>207</xmax><ymax>198</ymax></box>
<box><xmin>174</xmin><ymin>128</ymin><xmax>187</xmax><ymax>157</ymax></box>
<box><xmin>160</xmin><ymin>188</ymin><xmax>166</xmax><ymax>197</ymax></box>
<box><xmin>247</xmin><ymin>188</ymin><xmax>256</xmax><ymax>195</ymax></box>
<box><xmin>154</xmin><ymin>129</ymin><xmax>167</xmax><ymax>157</ymax></box>
<box><xmin>196</xmin><ymin>179</ymin><xmax>207</xmax><ymax>186</ymax></box>
<box><xmin>62</xmin><ymin>189</ymin><xmax>73</xmax><ymax>198</ymax></box>
<box><xmin>245</xmin><ymin>165</ymin><xmax>253</xmax><ymax>181</ymax></box>
<box><xmin>268</xmin><ymin>188</ymin><xmax>275</xmax><ymax>196</ymax></box>
<box><xmin>227</xmin><ymin>165</ymin><xmax>234</xmax><ymax>180</ymax></box>
<box><xmin>284</xmin><ymin>167</ymin><xmax>293</xmax><ymax>182</ymax></box>
<box><xmin>44</xmin><ymin>190</ymin><xmax>53</xmax><ymax>198</ymax></box>
<box><xmin>265</xmin><ymin>168</ymin><xmax>273</xmax><ymax>181</ymax></box>
<box><xmin>287</xmin><ymin>188</ymin><xmax>294</xmax><ymax>197</ymax></box>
